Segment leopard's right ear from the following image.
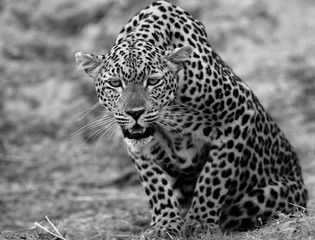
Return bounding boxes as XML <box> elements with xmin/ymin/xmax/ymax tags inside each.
<box><xmin>75</xmin><ymin>52</ymin><xmax>105</xmax><ymax>79</ymax></box>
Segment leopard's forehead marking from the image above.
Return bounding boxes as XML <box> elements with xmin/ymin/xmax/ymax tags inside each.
<box><xmin>104</xmin><ymin>40</ymin><xmax>163</xmax><ymax>83</ymax></box>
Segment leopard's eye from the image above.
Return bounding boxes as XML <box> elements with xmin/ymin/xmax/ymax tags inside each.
<box><xmin>147</xmin><ymin>77</ymin><xmax>162</xmax><ymax>86</ymax></box>
<box><xmin>108</xmin><ymin>79</ymin><xmax>122</xmax><ymax>88</ymax></box>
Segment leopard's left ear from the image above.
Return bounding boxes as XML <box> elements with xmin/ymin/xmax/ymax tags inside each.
<box><xmin>75</xmin><ymin>52</ymin><xmax>105</xmax><ymax>79</ymax></box>
<box><xmin>165</xmin><ymin>46</ymin><xmax>192</xmax><ymax>73</ymax></box>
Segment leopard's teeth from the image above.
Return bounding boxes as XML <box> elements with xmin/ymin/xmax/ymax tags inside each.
<box><xmin>129</xmin><ymin>128</ymin><xmax>146</xmax><ymax>134</ymax></box>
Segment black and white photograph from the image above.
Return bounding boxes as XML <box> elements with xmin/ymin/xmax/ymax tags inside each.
<box><xmin>1</xmin><ymin>0</ymin><xmax>315</xmax><ymax>239</ymax></box>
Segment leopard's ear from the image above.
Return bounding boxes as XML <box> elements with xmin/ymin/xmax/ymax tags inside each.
<box><xmin>75</xmin><ymin>52</ymin><xmax>105</xmax><ymax>79</ymax></box>
<box><xmin>165</xmin><ymin>46</ymin><xmax>192</xmax><ymax>73</ymax></box>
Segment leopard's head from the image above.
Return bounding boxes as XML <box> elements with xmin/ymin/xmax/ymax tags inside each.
<box><xmin>76</xmin><ymin>40</ymin><xmax>191</xmax><ymax>148</ymax></box>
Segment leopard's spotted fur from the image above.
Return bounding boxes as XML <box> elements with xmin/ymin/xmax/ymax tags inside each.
<box><xmin>76</xmin><ymin>1</ymin><xmax>308</xmax><ymax>236</ymax></box>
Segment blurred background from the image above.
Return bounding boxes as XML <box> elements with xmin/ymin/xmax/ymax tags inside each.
<box><xmin>0</xmin><ymin>0</ymin><xmax>314</xmax><ymax>238</ymax></box>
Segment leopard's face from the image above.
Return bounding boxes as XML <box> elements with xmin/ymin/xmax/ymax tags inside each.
<box><xmin>84</xmin><ymin>40</ymin><xmax>190</xmax><ymax>147</ymax></box>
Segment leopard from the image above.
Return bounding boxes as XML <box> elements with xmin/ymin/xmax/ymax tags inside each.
<box><xmin>75</xmin><ymin>0</ymin><xmax>308</xmax><ymax>237</ymax></box>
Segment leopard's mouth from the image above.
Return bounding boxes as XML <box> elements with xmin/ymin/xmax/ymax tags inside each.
<box><xmin>122</xmin><ymin>124</ymin><xmax>155</xmax><ymax>139</ymax></box>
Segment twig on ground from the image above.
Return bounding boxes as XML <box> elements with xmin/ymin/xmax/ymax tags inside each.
<box><xmin>33</xmin><ymin>216</ymin><xmax>67</xmax><ymax>240</ymax></box>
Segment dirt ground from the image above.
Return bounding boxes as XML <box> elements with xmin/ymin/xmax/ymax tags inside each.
<box><xmin>0</xmin><ymin>0</ymin><xmax>315</xmax><ymax>239</ymax></box>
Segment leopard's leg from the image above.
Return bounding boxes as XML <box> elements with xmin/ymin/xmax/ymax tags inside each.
<box><xmin>183</xmin><ymin>144</ymin><xmax>237</xmax><ymax>231</ymax></box>
<box><xmin>128</xmin><ymin>149</ymin><xmax>184</xmax><ymax>236</ymax></box>
<box><xmin>219</xmin><ymin>179</ymin><xmax>308</xmax><ymax>231</ymax></box>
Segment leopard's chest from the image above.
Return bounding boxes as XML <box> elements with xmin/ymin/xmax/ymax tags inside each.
<box><xmin>146</xmin><ymin>132</ymin><xmax>211</xmax><ymax>213</ymax></box>
<box><xmin>147</xmin><ymin>131</ymin><xmax>210</xmax><ymax>177</ymax></box>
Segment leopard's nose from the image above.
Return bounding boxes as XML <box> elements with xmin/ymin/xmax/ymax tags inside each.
<box><xmin>125</xmin><ymin>108</ymin><xmax>145</xmax><ymax>121</ymax></box>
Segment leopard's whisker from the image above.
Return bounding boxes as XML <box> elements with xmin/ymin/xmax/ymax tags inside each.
<box><xmin>172</xmin><ymin>99</ymin><xmax>206</xmax><ymax>115</ymax></box>
<box><xmin>156</xmin><ymin>119</ymin><xmax>183</xmax><ymax>137</ymax></box>
<box><xmin>158</xmin><ymin>114</ymin><xmax>186</xmax><ymax>128</ymax></box>
<box><xmin>86</xmin><ymin>121</ymin><xmax>115</xmax><ymax>141</ymax></box>
<box><xmin>95</xmin><ymin>121</ymin><xmax>119</xmax><ymax>148</ymax></box>
<box><xmin>75</xmin><ymin>102</ymin><xmax>101</xmax><ymax>120</ymax></box>
<box><xmin>72</xmin><ymin>114</ymin><xmax>115</xmax><ymax>137</ymax></box>
<box><xmin>109</xmin><ymin>124</ymin><xmax>121</xmax><ymax>138</ymax></box>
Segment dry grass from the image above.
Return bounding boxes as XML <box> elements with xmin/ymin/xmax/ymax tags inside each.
<box><xmin>0</xmin><ymin>0</ymin><xmax>314</xmax><ymax>239</ymax></box>
<box><xmin>2</xmin><ymin>211</ymin><xmax>314</xmax><ymax>240</ymax></box>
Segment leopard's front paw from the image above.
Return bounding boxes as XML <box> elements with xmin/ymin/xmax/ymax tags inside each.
<box><xmin>140</xmin><ymin>227</ymin><xmax>179</xmax><ymax>240</ymax></box>
<box><xmin>141</xmin><ymin>216</ymin><xmax>184</xmax><ymax>239</ymax></box>
<box><xmin>183</xmin><ymin>220</ymin><xmax>222</xmax><ymax>237</ymax></box>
